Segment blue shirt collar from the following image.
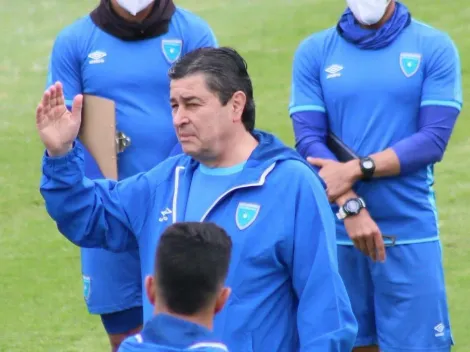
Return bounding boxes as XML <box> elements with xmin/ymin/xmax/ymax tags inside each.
<box><xmin>140</xmin><ymin>313</ymin><xmax>227</xmax><ymax>350</ymax></box>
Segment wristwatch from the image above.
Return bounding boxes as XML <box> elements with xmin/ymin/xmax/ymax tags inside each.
<box><xmin>336</xmin><ymin>197</ymin><xmax>366</xmax><ymax>220</ymax></box>
<box><xmin>359</xmin><ymin>157</ymin><xmax>375</xmax><ymax>181</ymax></box>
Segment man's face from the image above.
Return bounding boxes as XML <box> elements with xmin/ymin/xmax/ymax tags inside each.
<box><xmin>170</xmin><ymin>74</ymin><xmax>233</xmax><ymax>161</ymax></box>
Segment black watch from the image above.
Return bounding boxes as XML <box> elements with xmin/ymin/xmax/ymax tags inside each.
<box><xmin>359</xmin><ymin>157</ymin><xmax>375</xmax><ymax>181</ymax></box>
<box><xmin>336</xmin><ymin>197</ymin><xmax>366</xmax><ymax>220</ymax></box>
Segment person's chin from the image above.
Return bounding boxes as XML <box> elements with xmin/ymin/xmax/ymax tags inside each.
<box><xmin>180</xmin><ymin>140</ymin><xmax>198</xmax><ymax>155</ymax></box>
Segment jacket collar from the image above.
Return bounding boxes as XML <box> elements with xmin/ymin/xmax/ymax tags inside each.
<box><xmin>140</xmin><ymin>313</ymin><xmax>227</xmax><ymax>350</ymax></box>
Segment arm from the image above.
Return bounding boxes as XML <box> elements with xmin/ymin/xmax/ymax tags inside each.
<box><xmin>289</xmin><ymin>37</ymin><xmax>338</xmax><ymax>163</ymax></box>
<box><xmin>290</xmin><ymin>167</ymin><xmax>358</xmax><ymax>351</ymax></box>
<box><xmin>292</xmin><ymin>111</ymin><xmax>338</xmax><ymax>161</ymax></box>
<box><xmin>346</xmin><ymin>34</ymin><xmax>462</xmax><ymax>179</ymax></box>
<box><xmin>289</xmin><ymin>37</ymin><xmax>359</xmax><ymax>204</ymax></box>
<box><xmin>40</xmin><ymin>143</ymin><xmax>156</xmax><ymax>252</ymax></box>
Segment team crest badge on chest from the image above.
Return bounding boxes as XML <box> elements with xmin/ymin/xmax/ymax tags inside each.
<box><xmin>400</xmin><ymin>52</ymin><xmax>422</xmax><ymax>78</ymax></box>
<box><xmin>235</xmin><ymin>202</ymin><xmax>260</xmax><ymax>230</ymax></box>
<box><xmin>162</xmin><ymin>39</ymin><xmax>183</xmax><ymax>64</ymax></box>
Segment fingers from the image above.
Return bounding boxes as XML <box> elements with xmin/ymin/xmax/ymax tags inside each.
<box><xmin>71</xmin><ymin>94</ymin><xmax>83</xmax><ymax>121</ymax></box>
<box><xmin>56</xmin><ymin>82</ymin><xmax>65</xmax><ymax>107</ymax></box>
<box><xmin>43</xmin><ymin>81</ymin><xmax>64</xmax><ymax>108</ymax></box>
<box><xmin>36</xmin><ymin>103</ymin><xmax>44</xmax><ymax>125</ymax></box>
<box><xmin>365</xmin><ymin>236</ymin><xmax>376</xmax><ymax>262</ymax></box>
<box><xmin>49</xmin><ymin>82</ymin><xmax>62</xmax><ymax>110</ymax></box>
<box><xmin>307</xmin><ymin>157</ymin><xmax>329</xmax><ymax>168</ymax></box>
<box><xmin>374</xmin><ymin>232</ymin><xmax>386</xmax><ymax>262</ymax></box>
<box><xmin>50</xmin><ymin>82</ymin><xmax>57</xmax><ymax>106</ymax></box>
<box><xmin>350</xmin><ymin>229</ymin><xmax>385</xmax><ymax>262</ymax></box>
<box><xmin>353</xmin><ymin>238</ymin><xmax>368</xmax><ymax>257</ymax></box>
<box><xmin>326</xmin><ymin>189</ymin><xmax>340</xmax><ymax>203</ymax></box>
<box><xmin>41</xmin><ymin>89</ymin><xmax>51</xmax><ymax>117</ymax></box>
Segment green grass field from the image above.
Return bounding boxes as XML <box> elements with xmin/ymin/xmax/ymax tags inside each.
<box><xmin>0</xmin><ymin>0</ymin><xmax>468</xmax><ymax>350</ymax></box>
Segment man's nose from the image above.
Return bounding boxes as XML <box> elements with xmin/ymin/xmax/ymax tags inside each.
<box><xmin>173</xmin><ymin>107</ymin><xmax>188</xmax><ymax>126</ymax></box>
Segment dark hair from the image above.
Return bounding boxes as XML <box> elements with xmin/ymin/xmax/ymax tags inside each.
<box><xmin>155</xmin><ymin>222</ymin><xmax>232</xmax><ymax>315</ymax></box>
<box><xmin>168</xmin><ymin>47</ymin><xmax>256</xmax><ymax>132</ymax></box>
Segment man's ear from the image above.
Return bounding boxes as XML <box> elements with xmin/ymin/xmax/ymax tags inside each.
<box><xmin>214</xmin><ymin>287</ymin><xmax>231</xmax><ymax>314</ymax></box>
<box><xmin>230</xmin><ymin>91</ymin><xmax>247</xmax><ymax>123</ymax></box>
<box><xmin>145</xmin><ymin>275</ymin><xmax>156</xmax><ymax>306</ymax></box>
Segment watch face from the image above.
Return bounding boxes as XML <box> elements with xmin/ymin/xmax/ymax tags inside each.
<box><xmin>362</xmin><ymin>160</ymin><xmax>374</xmax><ymax>169</ymax></box>
<box><xmin>345</xmin><ymin>200</ymin><xmax>360</xmax><ymax>214</ymax></box>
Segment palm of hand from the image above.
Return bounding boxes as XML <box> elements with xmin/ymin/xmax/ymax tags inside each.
<box><xmin>36</xmin><ymin>82</ymin><xmax>83</xmax><ymax>155</ymax></box>
<box><xmin>38</xmin><ymin>106</ymin><xmax>76</xmax><ymax>146</ymax></box>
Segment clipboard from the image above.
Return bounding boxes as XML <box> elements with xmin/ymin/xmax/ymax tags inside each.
<box><xmin>326</xmin><ymin>132</ymin><xmax>358</xmax><ymax>162</ymax></box>
<box><xmin>79</xmin><ymin>95</ymin><xmax>118</xmax><ymax>180</ymax></box>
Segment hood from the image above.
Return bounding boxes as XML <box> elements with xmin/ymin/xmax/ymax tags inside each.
<box><xmin>248</xmin><ymin>129</ymin><xmax>308</xmax><ymax>167</ymax></box>
<box><xmin>247</xmin><ymin>129</ymin><xmax>326</xmax><ymax>188</ymax></box>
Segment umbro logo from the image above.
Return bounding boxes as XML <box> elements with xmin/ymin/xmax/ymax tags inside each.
<box><xmin>325</xmin><ymin>64</ymin><xmax>343</xmax><ymax>79</ymax></box>
<box><xmin>88</xmin><ymin>51</ymin><xmax>106</xmax><ymax>64</ymax></box>
<box><xmin>434</xmin><ymin>323</ymin><xmax>445</xmax><ymax>337</ymax></box>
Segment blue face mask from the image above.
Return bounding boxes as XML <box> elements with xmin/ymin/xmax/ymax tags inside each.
<box><xmin>346</xmin><ymin>0</ymin><xmax>391</xmax><ymax>25</ymax></box>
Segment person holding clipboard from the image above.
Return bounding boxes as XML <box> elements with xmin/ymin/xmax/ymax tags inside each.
<box><xmin>288</xmin><ymin>0</ymin><xmax>461</xmax><ymax>351</ymax></box>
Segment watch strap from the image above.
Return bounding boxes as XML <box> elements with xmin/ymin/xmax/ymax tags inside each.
<box><xmin>360</xmin><ymin>157</ymin><xmax>375</xmax><ymax>180</ymax></box>
<box><xmin>336</xmin><ymin>197</ymin><xmax>366</xmax><ymax>220</ymax></box>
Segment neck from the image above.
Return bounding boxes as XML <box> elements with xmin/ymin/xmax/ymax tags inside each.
<box><xmin>154</xmin><ymin>307</ymin><xmax>214</xmax><ymax>330</ymax></box>
<box><xmin>110</xmin><ymin>0</ymin><xmax>155</xmax><ymax>22</ymax></box>
<box><xmin>200</xmin><ymin>130</ymin><xmax>258</xmax><ymax>168</ymax></box>
<box><xmin>361</xmin><ymin>0</ymin><xmax>395</xmax><ymax>30</ymax></box>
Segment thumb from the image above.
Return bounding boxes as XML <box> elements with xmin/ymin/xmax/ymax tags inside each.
<box><xmin>307</xmin><ymin>157</ymin><xmax>328</xmax><ymax>167</ymax></box>
<box><xmin>71</xmin><ymin>94</ymin><xmax>83</xmax><ymax>122</ymax></box>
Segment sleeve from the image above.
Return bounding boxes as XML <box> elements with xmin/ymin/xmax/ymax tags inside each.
<box><xmin>39</xmin><ymin>143</ymin><xmax>158</xmax><ymax>252</ymax></box>
<box><xmin>46</xmin><ymin>29</ymin><xmax>83</xmax><ymax>109</ymax></box>
<box><xmin>185</xmin><ymin>16</ymin><xmax>218</xmax><ymax>53</ymax></box>
<box><xmin>291</xmin><ymin>111</ymin><xmax>338</xmax><ymax>161</ymax></box>
<box><xmin>391</xmin><ymin>105</ymin><xmax>460</xmax><ymax>173</ymax></box>
<box><xmin>289</xmin><ymin>36</ymin><xmax>326</xmax><ymax>116</ymax></box>
<box><xmin>421</xmin><ymin>34</ymin><xmax>462</xmax><ymax>111</ymax></box>
<box><xmin>289</xmin><ymin>165</ymin><xmax>357</xmax><ymax>351</ymax></box>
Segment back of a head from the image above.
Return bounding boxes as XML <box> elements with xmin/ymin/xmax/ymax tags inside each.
<box><xmin>168</xmin><ymin>47</ymin><xmax>256</xmax><ymax>132</ymax></box>
<box><xmin>156</xmin><ymin>222</ymin><xmax>232</xmax><ymax>315</ymax></box>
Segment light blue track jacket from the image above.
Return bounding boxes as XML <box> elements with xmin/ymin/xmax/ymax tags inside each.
<box><xmin>40</xmin><ymin>130</ymin><xmax>357</xmax><ymax>351</ymax></box>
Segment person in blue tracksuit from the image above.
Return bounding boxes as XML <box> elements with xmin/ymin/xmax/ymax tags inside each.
<box><xmin>46</xmin><ymin>0</ymin><xmax>217</xmax><ymax>349</ymax></box>
<box><xmin>37</xmin><ymin>47</ymin><xmax>358</xmax><ymax>351</ymax></box>
<box><xmin>118</xmin><ymin>222</ymin><xmax>232</xmax><ymax>352</ymax></box>
<box><xmin>289</xmin><ymin>0</ymin><xmax>462</xmax><ymax>351</ymax></box>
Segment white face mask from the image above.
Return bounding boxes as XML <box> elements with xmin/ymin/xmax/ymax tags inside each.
<box><xmin>346</xmin><ymin>0</ymin><xmax>391</xmax><ymax>25</ymax></box>
<box><xmin>116</xmin><ymin>0</ymin><xmax>154</xmax><ymax>16</ymax></box>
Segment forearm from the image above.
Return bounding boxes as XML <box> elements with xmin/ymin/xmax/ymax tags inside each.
<box><xmin>292</xmin><ymin>111</ymin><xmax>338</xmax><ymax>161</ymax></box>
<box><xmin>351</xmin><ymin>106</ymin><xmax>459</xmax><ymax>178</ymax></box>
<box><xmin>391</xmin><ymin>106</ymin><xmax>458</xmax><ymax>174</ymax></box>
<box><xmin>369</xmin><ymin>148</ymin><xmax>401</xmax><ymax>177</ymax></box>
<box><xmin>40</xmin><ymin>143</ymin><xmax>135</xmax><ymax>252</ymax></box>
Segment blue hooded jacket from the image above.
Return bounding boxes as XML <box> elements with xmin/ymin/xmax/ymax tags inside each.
<box><xmin>40</xmin><ymin>130</ymin><xmax>357</xmax><ymax>351</ymax></box>
<box><xmin>118</xmin><ymin>314</ymin><xmax>229</xmax><ymax>352</ymax></box>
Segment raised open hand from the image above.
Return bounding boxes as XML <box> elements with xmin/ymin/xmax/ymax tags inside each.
<box><xmin>36</xmin><ymin>81</ymin><xmax>83</xmax><ymax>156</ymax></box>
